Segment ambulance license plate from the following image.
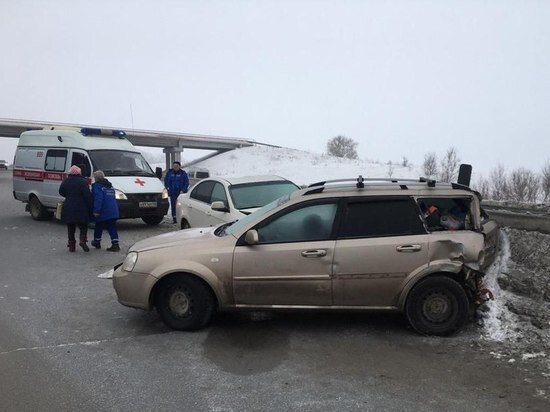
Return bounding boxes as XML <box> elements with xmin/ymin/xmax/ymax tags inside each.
<box><xmin>139</xmin><ymin>201</ymin><xmax>157</xmax><ymax>208</ymax></box>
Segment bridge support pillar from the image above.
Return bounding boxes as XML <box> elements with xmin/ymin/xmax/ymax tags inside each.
<box><xmin>163</xmin><ymin>147</ymin><xmax>184</xmax><ymax>171</ymax></box>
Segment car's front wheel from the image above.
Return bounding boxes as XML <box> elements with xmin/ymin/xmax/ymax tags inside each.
<box><xmin>180</xmin><ymin>218</ymin><xmax>190</xmax><ymax>230</ymax></box>
<box><xmin>155</xmin><ymin>275</ymin><xmax>215</xmax><ymax>331</ymax></box>
<box><xmin>405</xmin><ymin>276</ymin><xmax>469</xmax><ymax>336</ymax></box>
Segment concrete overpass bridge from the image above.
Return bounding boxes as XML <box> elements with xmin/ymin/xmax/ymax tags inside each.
<box><xmin>0</xmin><ymin>118</ymin><xmax>259</xmax><ymax>170</ymax></box>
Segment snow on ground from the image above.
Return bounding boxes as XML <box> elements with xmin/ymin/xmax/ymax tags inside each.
<box><xmin>187</xmin><ymin>146</ymin><xmax>421</xmax><ymax>186</ymax></box>
<box><xmin>482</xmin><ymin>231</ymin><xmax>520</xmax><ymax>341</ymax></box>
<box><xmin>97</xmin><ymin>269</ymin><xmax>114</xmax><ymax>279</ymax></box>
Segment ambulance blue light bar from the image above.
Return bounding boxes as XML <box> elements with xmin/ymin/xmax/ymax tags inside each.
<box><xmin>80</xmin><ymin>128</ymin><xmax>127</xmax><ymax>139</ymax></box>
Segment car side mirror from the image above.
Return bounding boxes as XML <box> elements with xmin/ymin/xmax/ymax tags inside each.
<box><xmin>211</xmin><ymin>201</ymin><xmax>229</xmax><ymax>213</ymax></box>
<box><xmin>244</xmin><ymin>229</ymin><xmax>259</xmax><ymax>245</ymax></box>
<box><xmin>155</xmin><ymin>167</ymin><xmax>163</xmax><ymax>180</ymax></box>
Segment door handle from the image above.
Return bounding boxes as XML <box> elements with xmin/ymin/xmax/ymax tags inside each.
<box><xmin>301</xmin><ymin>249</ymin><xmax>327</xmax><ymax>258</ymax></box>
<box><xmin>396</xmin><ymin>244</ymin><xmax>422</xmax><ymax>252</ymax></box>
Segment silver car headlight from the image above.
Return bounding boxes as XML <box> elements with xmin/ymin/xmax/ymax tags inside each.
<box><xmin>122</xmin><ymin>252</ymin><xmax>138</xmax><ymax>272</ymax></box>
<box><xmin>162</xmin><ymin>188</ymin><xmax>169</xmax><ymax>199</ymax></box>
<box><xmin>115</xmin><ymin>189</ymin><xmax>128</xmax><ymax>200</ymax></box>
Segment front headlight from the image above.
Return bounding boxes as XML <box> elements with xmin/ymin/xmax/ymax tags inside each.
<box><xmin>115</xmin><ymin>189</ymin><xmax>128</xmax><ymax>200</ymax></box>
<box><xmin>122</xmin><ymin>252</ymin><xmax>138</xmax><ymax>272</ymax></box>
<box><xmin>162</xmin><ymin>188</ymin><xmax>168</xmax><ymax>199</ymax></box>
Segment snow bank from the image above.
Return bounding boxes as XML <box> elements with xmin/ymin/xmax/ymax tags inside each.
<box><xmin>191</xmin><ymin>146</ymin><xmax>421</xmax><ymax>186</ymax></box>
<box><xmin>482</xmin><ymin>231</ymin><xmax>519</xmax><ymax>341</ymax></box>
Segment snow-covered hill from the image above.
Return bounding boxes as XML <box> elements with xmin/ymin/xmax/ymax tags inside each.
<box><xmin>187</xmin><ymin>146</ymin><xmax>421</xmax><ymax>186</ymax></box>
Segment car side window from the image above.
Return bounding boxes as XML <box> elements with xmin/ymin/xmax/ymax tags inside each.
<box><xmin>257</xmin><ymin>202</ymin><xmax>338</xmax><ymax>244</ymax></box>
<box><xmin>211</xmin><ymin>182</ymin><xmax>228</xmax><ymax>206</ymax></box>
<box><xmin>190</xmin><ymin>181</ymin><xmax>215</xmax><ymax>204</ymax></box>
<box><xmin>338</xmin><ymin>198</ymin><xmax>425</xmax><ymax>238</ymax></box>
<box><xmin>44</xmin><ymin>149</ymin><xmax>67</xmax><ymax>172</ymax></box>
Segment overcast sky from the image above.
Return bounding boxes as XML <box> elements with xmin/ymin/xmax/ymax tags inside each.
<box><xmin>1</xmin><ymin>0</ymin><xmax>549</xmax><ymax>178</ymax></box>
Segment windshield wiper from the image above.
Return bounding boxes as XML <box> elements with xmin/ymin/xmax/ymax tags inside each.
<box><xmin>126</xmin><ymin>170</ymin><xmax>155</xmax><ymax>177</ymax></box>
<box><xmin>215</xmin><ymin>220</ymin><xmax>237</xmax><ymax>237</ymax></box>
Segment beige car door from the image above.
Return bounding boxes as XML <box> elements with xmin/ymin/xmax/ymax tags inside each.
<box><xmin>232</xmin><ymin>201</ymin><xmax>339</xmax><ymax>307</ymax></box>
<box><xmin>332</xmin><ymin>197</ymin><xmax>429</xmax><ymax>307</ymax></box>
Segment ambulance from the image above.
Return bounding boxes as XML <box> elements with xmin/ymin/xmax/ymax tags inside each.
<box><xmin>13</xmin><ymin>127</ymin><xmax>169</xmax><ymax>225</ymax></box>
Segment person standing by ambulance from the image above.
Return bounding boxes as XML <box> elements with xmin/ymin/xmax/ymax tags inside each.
<box><xmin>59</xmin><ymin>165</ymin><xmax>92</xmax><ymax>252</ymax></box>
<box><xmin>91</xmin><ymin>170</ymin><xmax>120</xmax><ymax>252</ymax></box>
<box><xmin>164</xmin><ymin>161</ymin><xmax>189</xmax><ymax>224</ymax></box>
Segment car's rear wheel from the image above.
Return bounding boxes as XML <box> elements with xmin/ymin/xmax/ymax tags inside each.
<box><xmin>141</xmin><ymin>215</ymin><xmax>164</xmax><ymax>225</ymax></box>
<box><xmin>405</xmin><ymin>276</ymin><xmax>469</xmax><ymax>336</ymax></box>
<box><xmin>180</xmin><ymin>218</ymin><xmax>190</xmax><ymax>230</ymax></box>
<box><xmin>155</xmin><ymin>276</ymin><xmax>215</xmax><ymax>331</ymax></box>
<box><xmin>29</xmin><ymin>196</ymin><xmax>53</xmax><ymax>221</ymax></box>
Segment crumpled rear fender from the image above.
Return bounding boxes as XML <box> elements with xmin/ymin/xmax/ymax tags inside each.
<box><xmin>397</xmin><ymin>233</ymin><xmax>486</xmax><ymax>310</ymax></box>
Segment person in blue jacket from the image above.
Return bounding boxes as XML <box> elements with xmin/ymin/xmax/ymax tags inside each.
<box><xmin>164</xmin><ymin>161</ymin><xmax>189</xmax><ymax>223</ymax></box>
<box><xmin>91</xmin><ymin>170</ymin><xmax>120</xmax><ymax>252</ymax></box>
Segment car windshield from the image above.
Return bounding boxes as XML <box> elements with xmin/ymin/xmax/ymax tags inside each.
<box><xmin>89</xmin><ymin>150</ymin><xmax>155</xmax><ymax>177</ymax></box>
<box><xmin>228</xmin><ymin>181</ymin><xmax>299</xmax><ymax>210</ymax></box>
<box><xmin>222</xmin><ymin>194</ymin><xmax>292</xmax><ymax>237</ymax></box>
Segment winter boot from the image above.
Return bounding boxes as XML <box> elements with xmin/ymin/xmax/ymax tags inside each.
<box><xmin>91</xmin><ymin>240</ymin><xmax>101</xmax><ymax>249</ymax></box>
<box><xmin>172</xmin><ymin>217</ymin><xmax>177</xmax><ymax>224</ymax></box>
<box><xmin>67</xmin><ymin>240</ymin><xmax>76</xmax><ymax>252</ymax></box>
<box><xmin>106</xmin><ymin>243</ymin><xmax>120</xmax><ymax>252</ymax></box>
<box><xmin>79</xmin><ymin>236</ymin><xmax>90</xmax><ymax>252</ymax></box>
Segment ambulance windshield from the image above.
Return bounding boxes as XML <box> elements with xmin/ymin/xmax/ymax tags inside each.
<box><xmin>89</xmin><ymin>150</ymin><xmax>155</xmax><ymax>177</ymax></box>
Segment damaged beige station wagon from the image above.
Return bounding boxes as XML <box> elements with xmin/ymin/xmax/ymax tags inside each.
<box><xmin>113</xmin><ymin>170</ymin><xmax>499</xmax><ymax>336</ymax></box>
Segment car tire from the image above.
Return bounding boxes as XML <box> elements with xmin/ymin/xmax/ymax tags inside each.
<box><xmin>29</xmin><ymin>196</ymin><xmax>53</xmax><ymax>221</ymax></box>
<box><xmin>180</xmin><ymin>219</ymin><xmax>191</xmax><ymax>230</ymax></box>
<box><xmin>141</xmin><ymin>215</ymin><xmax>164</xmax><ymax>225</ymax></box>
<box><xmin>155</xmin><ymin>276</ymin><xmax>215</xmax><ymax>331</ymax></box>
<box><xmin>405</xmin><ymin>276</ymin><xmax>469</xmax><ymax>336</ymax></box>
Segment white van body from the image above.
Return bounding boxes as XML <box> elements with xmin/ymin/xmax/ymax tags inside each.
<box><xmin>13</xmin><ymin>127</ymin><xmax>169</xmax><ymax>225</ymax></box>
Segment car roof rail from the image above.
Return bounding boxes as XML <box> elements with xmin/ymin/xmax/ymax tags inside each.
<box><xmin>308</xmin><ymin>175</ymin><xmax>438</xmax><ymax>189</ymax></box>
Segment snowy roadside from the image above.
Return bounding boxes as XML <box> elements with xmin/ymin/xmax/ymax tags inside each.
<box><xmin>481</xmin><ymin>228</ymin><xmax>550</xmax><ymax>374</ymax></box>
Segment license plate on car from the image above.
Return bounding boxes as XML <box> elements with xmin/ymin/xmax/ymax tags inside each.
<box><xmin>139</xmin><ymin>201</ymin><xmax>157</xmax><ymax>208</ymax></box>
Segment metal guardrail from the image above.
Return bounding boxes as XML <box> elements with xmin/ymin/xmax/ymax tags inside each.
<box><xmin>483</xmin><ymin>204</ymin><xmax>550</xmax><ymax>234</ymax></box>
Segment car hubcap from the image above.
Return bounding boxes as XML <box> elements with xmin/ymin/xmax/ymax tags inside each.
<box><xmin>169</xmin><ymin>290</ymin><xmax>190</xmax><ymax>317</ymax></box>
<box><xmin>422</xmin><ymin>292</ymin><xmax>451</xmax><ymax>323</ymax></box>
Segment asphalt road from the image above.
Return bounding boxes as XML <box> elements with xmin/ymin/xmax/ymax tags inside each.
<box><xmin>0</xmin><ymin>171</ymin><xmax>548</xmax><ymax>411</ymax></box>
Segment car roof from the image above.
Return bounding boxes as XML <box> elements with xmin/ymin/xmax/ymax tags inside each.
<box><xmin>289</xmin><ymin>179</ymin><xmax>476</xmax><ymax>200</ymax></box>
<box><xmin>211</xmin><ymin>175</ymin><xmax>293</xmax><ymax>186</ymax></box>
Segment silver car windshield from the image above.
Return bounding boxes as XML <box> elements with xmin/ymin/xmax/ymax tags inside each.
<box><xmin>228</xmin><ymin>181</ymin><xmax>299</xmax><ymax>210</ymax></box>
<box><xmin>223</xmin><ymin>194</ymin><xmax>291</xmax><ymax>236</ymax></box>
<box><xmin>89</xmin><ymin>150</ymin><xmax>155</xmax><ymax>177</ymax></box>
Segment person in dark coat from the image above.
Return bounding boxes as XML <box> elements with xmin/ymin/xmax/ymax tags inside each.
<box><xmin>91</xmin><ymin>170</ymin><xmax>120</xmax><ymax>252</ymax></box>
<box><xmin>164</xmin><ymin>161</ymin><xmax>189</xmax><ymax>223</ymax></box>
<box><xmin>59</xmin><ymin>165</ymin><xmax>92</xmax><ymax>252</ymax></box>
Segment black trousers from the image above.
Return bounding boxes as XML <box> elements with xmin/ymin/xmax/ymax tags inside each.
<box><xmin>67</xmin><ymin>223</ymin><xmax>88</xmax><ymax>242</ymax></box>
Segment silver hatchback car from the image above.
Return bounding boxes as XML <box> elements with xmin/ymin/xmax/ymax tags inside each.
<box><xmin>113</xmin><ymin>173</ymin><xmax>498</xmax><ymax>336</ymax></box>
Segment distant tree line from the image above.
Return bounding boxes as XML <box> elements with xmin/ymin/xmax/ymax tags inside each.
<box><xmin>474</xmin><ymin>162</ymin><xmax>550</xmax><ymax>203</ymax></box>
<box><xmin>422</xmin><ymin>149</ymin><xmax>550</xmax><ymax>203</ymax></box>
